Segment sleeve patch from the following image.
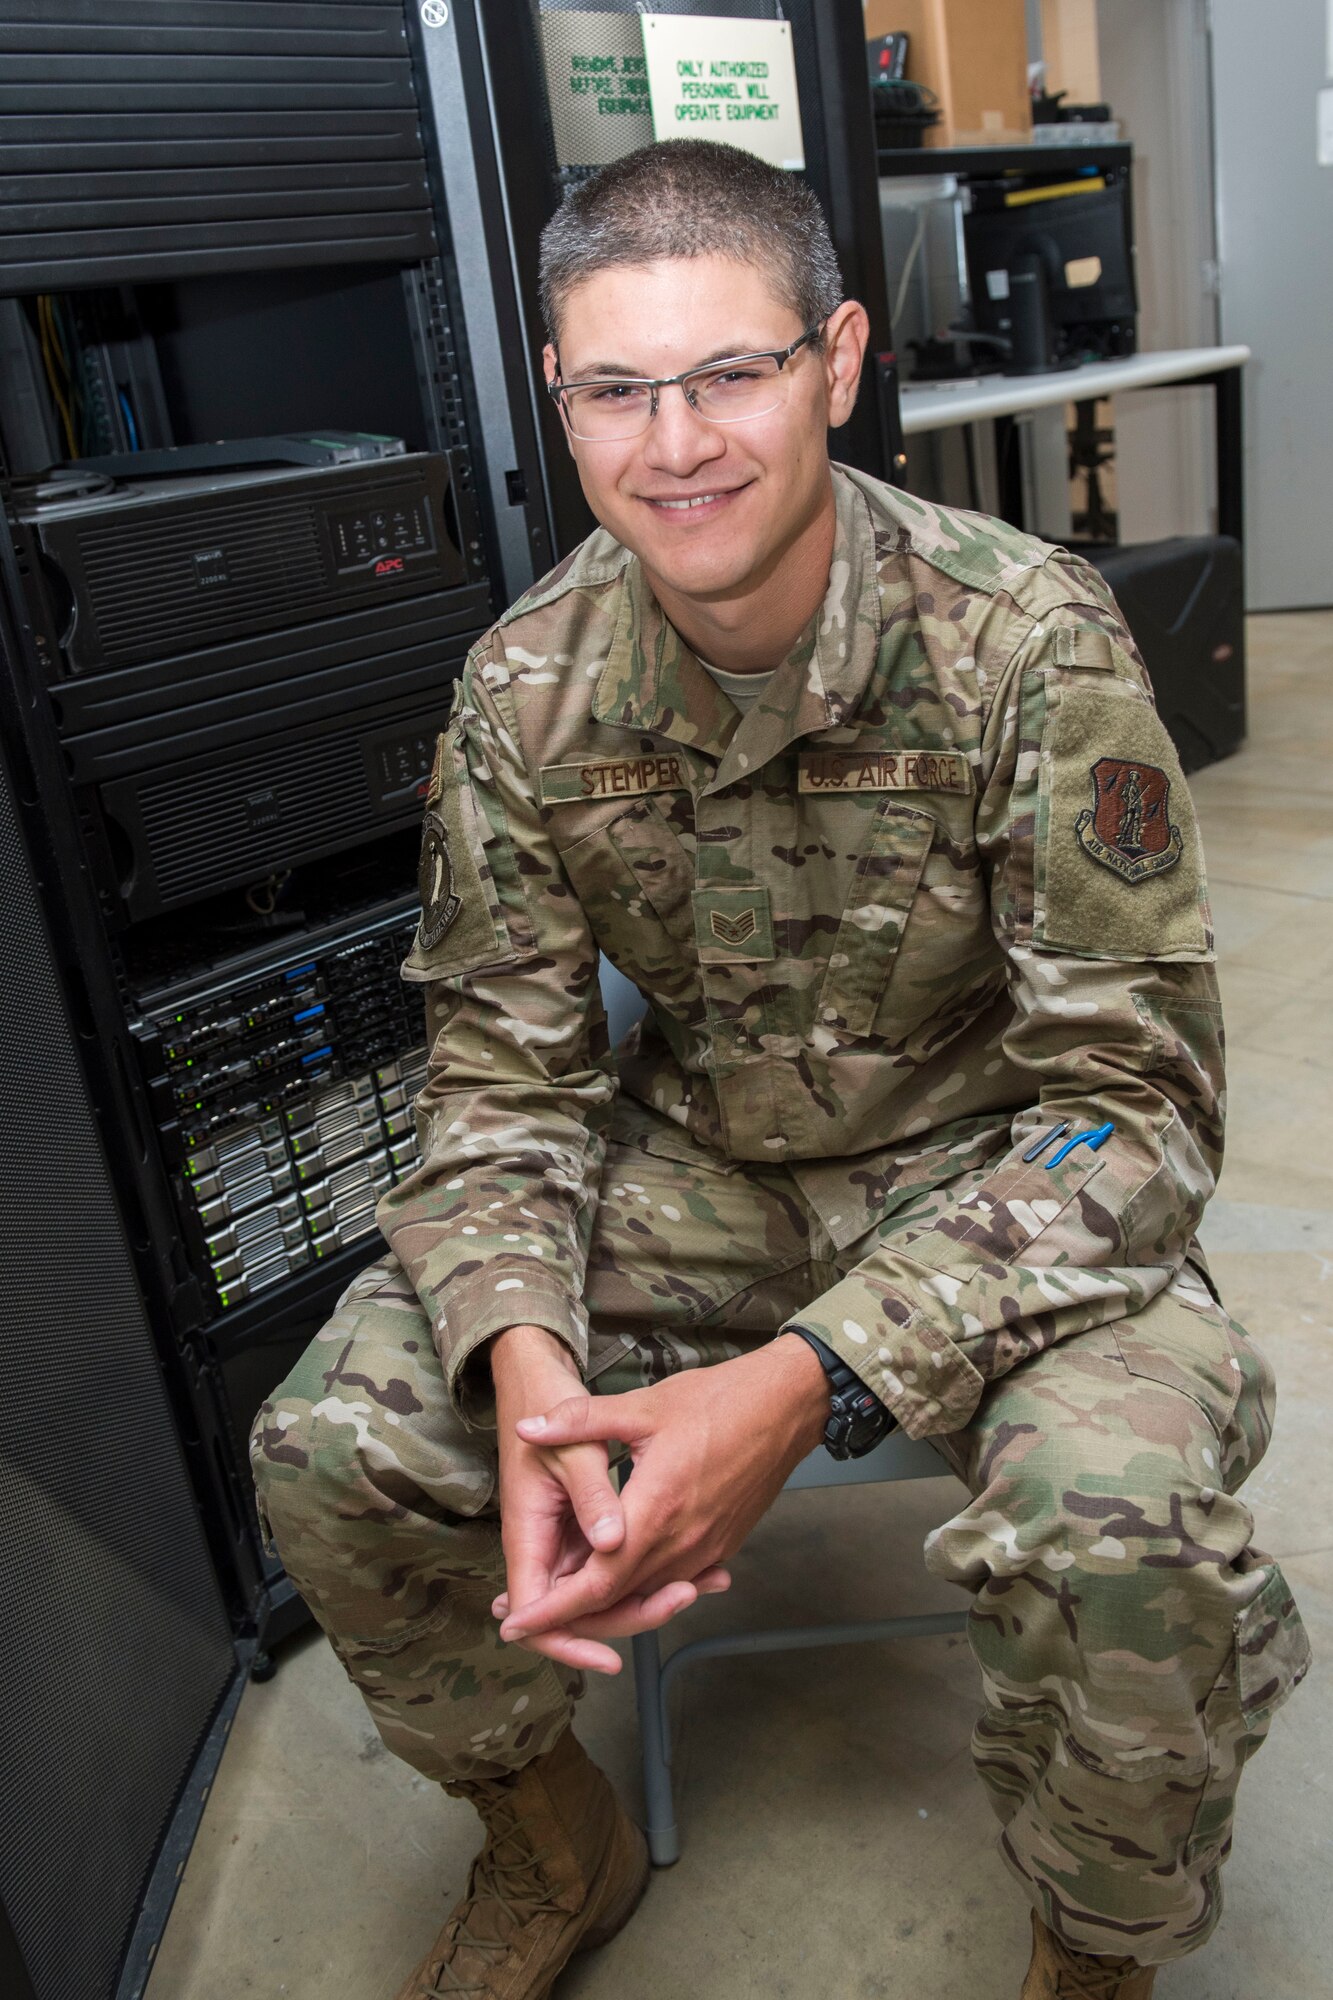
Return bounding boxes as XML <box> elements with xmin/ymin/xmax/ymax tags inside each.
<box><xmin>402</xmin><ymin>720</ymin><xmax>510</xmax><ymax>981</ymax></box>
<box><xmin>1034</xmin><ymin>678</ymin><xmax>1212</xmax><ymax>961</ymax></box>
<box><xmin>1076</xmin><ymin>758</ymin><xmax>1184</xmax><ymax>883</ymax></box>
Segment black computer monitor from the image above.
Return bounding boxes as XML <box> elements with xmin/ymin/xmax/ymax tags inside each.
<box><xmin>963</xmin><ymin>178</ymin><xmax>1137</xmax><ymax>368</ymax></box>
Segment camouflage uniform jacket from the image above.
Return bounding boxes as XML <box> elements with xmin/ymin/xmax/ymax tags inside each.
<box><xmin>379</xmin><ymin>464</ymin><xmax>1222</xmax><ymax>1438</ymax></box>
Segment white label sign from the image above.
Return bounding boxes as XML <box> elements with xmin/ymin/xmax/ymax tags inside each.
<box><xmin>642</xmin><ymin>14</ymin><xmax>805</xmax><ymax>171</ymax></box>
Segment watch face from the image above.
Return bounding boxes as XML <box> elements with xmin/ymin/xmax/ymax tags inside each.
<box><xmin>827</xmin><ymin>1391</ymin><xmax>890</xmax><ymax>1458</ymax></box>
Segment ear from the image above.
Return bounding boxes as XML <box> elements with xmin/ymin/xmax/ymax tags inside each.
<box><xmin>822</xmin><ymin>301</ymin><xmax>871</xmax><ymax>430</ymax></box>
<box><xmin>542</xmin><ymin>342</ymin><xmax>578</xmax><ymax>460</ymax></box>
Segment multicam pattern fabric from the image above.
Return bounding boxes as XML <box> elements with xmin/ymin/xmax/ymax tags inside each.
<box><xmin>251</xmin><ymin>464</ymin><xmax>1309</xmax><ymax>1968</ymax></box>
<box><xmin>252</xmin><ymin>1117</ymin><xmax>1309</xmax><ymax>1963</ymax></box>
<box><xmin>377</xmin><ymin>465</ymin><xmax>1221</xmax><ymax>1438</ymax></box>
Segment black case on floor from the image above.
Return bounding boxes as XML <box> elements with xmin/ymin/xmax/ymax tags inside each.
<box><xmin>1075</xmin><ymin>535</ymin><xmax>1246</xmax><ymax>774</ymax></box>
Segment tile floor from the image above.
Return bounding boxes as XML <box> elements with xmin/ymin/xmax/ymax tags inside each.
<box><xmin>147</xmin><ymin>613</ymin><xmax>1333</xmax><ymax>2000</ymax></box>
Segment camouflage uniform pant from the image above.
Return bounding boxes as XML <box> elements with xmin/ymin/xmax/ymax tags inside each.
<box><xmin>250</xmin><ymin>1102</ymin><xmax>1309</xmax><ymax>1967</ymax></box>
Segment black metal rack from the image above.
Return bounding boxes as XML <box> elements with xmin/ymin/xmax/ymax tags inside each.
<box><xmin>878</xmin><ymin>139</ymin><xmax>1133</xmax><ymax>178</ymax></box>
<box><xmin>0</xmin><ymin>10</ymin><xmax>552</xmax><ymax>2000</ymax></box>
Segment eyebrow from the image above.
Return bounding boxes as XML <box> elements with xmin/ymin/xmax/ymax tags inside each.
<box><xmin>563</xmin><ymin>341</ymin><xmax>777</xmax><ymax>379</ymax></box>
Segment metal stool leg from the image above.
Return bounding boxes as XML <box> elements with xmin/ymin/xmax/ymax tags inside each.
<box><xmin>630</xmin><ymin>1627</ymin><xmax>680</xmax><ymax>1866</ymax></box>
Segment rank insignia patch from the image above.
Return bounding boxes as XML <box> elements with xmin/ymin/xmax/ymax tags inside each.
<box><xmin>692</xmin><ymin>885</ymin><xmax>774</xmax><ymax>960</ymax></box>
<box><xmin>710</xmin><ymin>907</ymin><xmax>757</xmax><ymax>946</ymax></box>
<box><xmin>418</xmin><ymin>809</ymin><xmax>462</xmax><ymax>948</ymax></box>
<box><xmin>1075</xmin><ymin>757</ymin><xmax>1183</xmax><ymax>883</ymax></box>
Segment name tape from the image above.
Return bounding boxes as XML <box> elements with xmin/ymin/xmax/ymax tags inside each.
<box><xmin>798</xmin><ymin>749</ymin><xmax>972</xmax><ymax>795</ymax></box>
<box><xmin>540</xmin><ymin>754</ymin><xmax>691</xmax><ymax>804</ymax></box>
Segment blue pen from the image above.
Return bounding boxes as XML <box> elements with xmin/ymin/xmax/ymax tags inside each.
<box><xmin>1046</xmin><ymin>1121</ymin><xmax>1115</xmax><ymax>1170</ymax></box>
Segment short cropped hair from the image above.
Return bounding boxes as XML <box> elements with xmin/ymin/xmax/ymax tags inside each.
<box><xmin>538</xmin><ymin>140</ymin><xmax>845</xmax><ymax>344</ymax></box>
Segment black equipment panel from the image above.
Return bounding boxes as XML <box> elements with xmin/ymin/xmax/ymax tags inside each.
<box><xmin>15</xmin><ymin>453</ymin><xmax>490</xmax><ymax>919</ymax></box>
<box><xmin>135</xmin><ymin>913</ymin><xmax>426</xmax><ymax>1317</ymax></box>
<box><xmin>19</xmin><ymin>453</ymin><xmax>466</xmax><ymax>678</ymax></box>
<box><xmin>0</xmin><ymin>1</ymin><xmax>438</xmax><ymax>291</ymax></box>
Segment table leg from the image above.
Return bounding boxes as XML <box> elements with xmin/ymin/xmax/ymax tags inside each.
<box><xmin>1211</xmin><ymin>366</ymin><xmax>1245</xmax><ymax>547</ymax></box>
<box><xmin>993</xmin><ymin>411</ymin><xmax>1026</xmax><ymax>530</ymax></box>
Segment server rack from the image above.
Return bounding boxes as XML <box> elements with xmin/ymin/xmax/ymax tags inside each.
<box><xmin>0</xmin><ymin>8</ymin><xmax>548</xmax><ymax>1999</ymax></box>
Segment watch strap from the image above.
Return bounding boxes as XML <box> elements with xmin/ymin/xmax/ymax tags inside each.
<box><xmin>789</xmin><ymin>1326</ymin><xmax>858</xmax><ymax>1397</ymax></box>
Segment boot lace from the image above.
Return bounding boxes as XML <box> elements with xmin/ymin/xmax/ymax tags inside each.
<box><xmin>423</xmin><ymin>1784</ymin><xmax>566</xmax><ymax>1999</ymax></box>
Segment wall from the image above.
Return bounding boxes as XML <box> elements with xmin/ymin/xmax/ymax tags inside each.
<box><xmin>1039</xmin><ymin>0</ymin><xmax>1101</xmax><ymax>104</ymax></box>
<box><xmin>1212</xmin><ymin>0</ymin><xmax>1333</xmax><ymax>608</ymax></box>
<box><xmin>1095</xmin><ymin>0</ymin><xmax>1218</xmax><ymax>544</ymax></box>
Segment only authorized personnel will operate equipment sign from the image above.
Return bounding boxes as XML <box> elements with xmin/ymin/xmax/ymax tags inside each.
<box><xmin>642</xmin><ymin>14</ymin><xmax>805</xmax><ymax>171</ymax></box>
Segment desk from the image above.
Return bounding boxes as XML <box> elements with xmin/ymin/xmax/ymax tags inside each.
<box><xmin>897</xmin><ymin>345</ymin><xmax>1251</xmax><ymax>543</ymax></box>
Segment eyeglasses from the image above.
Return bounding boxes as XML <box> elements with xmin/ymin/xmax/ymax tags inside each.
<box><xmin>548</xmin><ymin>323</ymin><xmax>825</xmax><ymax>443</ymax></box>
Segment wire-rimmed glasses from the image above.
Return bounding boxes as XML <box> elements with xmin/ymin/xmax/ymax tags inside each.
<box><xmin>548</xmin><ymin>323</ymin><xmax>825</xmax><ymax>443</ymax></box>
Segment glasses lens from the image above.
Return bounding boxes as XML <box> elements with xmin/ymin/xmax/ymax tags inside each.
<box><xmin>562</xmin><ymin>381</ymin><xmax>654</xmax><ymax>440</ymax></box>
<box><xmin>689</xmin><ymin>354</ymin><xmax>783</xmax><ymax>424</ymax></box>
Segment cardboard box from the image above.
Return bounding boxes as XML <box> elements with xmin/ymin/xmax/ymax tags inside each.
<box><xmin>864</xmin><ymin>0</ymin><xmax>1032</xmax><ymax>149</ymax></box>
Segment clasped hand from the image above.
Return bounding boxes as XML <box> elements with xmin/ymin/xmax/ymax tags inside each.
<box><xmin>490</xmin><ymin>1328</ymin><xmax>829</xmax><ymax>1676</ymax></box>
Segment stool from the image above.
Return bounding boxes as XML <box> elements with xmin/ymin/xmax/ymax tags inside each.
<box><xmin>594</xmin><ymin>958</ymin><xmax>970</xmax><ymax>1864</ymax></box>
<box><xmin>627</xmin><ymin>1432</ymin><xmax>969</xmax><ymax>1865</ymax></box>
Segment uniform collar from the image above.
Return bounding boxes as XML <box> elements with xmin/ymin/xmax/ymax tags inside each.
<box><xmin>591</xmin><ymin>559</ymin><xmax>737</xmax><ymax>761</ymax></box>
<box><xmin>590</xmin><ymin>467</ymin><xmax>884</xmax><ymax>786</ymax></box>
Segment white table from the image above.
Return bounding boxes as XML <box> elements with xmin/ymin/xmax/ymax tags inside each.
<box><xmin>893</xmin><ymin>344</ymin><xmax>1250</xmax><ymax>546</ymax></box>
<box><xmin>898</xmin><ymin>344</ymin><xmax>1250</xmax><ymax>436</ymax></box>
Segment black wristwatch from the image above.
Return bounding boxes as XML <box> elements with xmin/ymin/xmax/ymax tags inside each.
<box><xmin>788</xmin><ymin>1329</ymin><xmax>896</xmax><ymax>1460</ymax></box>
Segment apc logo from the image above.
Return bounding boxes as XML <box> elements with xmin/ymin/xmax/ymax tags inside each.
<box><xmin>375</xmin><ymin>556</ymin><xmax>406</xmax><ymax>577</ymax></box>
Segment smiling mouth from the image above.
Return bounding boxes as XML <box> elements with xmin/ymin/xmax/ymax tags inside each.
<box><xmin>642</xmin><ymin>488</ymin><xmax>745</xmax><ymax>512</ymax></box>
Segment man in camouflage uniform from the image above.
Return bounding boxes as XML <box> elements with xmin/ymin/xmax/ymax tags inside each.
<box><xmin>251</xmin><ymin>142</ymin><xmax>1308</xmax><ymax>2000</ymax></box>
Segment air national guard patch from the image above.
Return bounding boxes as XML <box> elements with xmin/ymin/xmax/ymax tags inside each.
<box><xmin>418</xmin><ymin>810</ymin><xmax>462</xmax><ymax>948</ymax></box>
<box><xmin>1075</xmin><ymin>757</ymin><xmax>1183</xmax><ymax>884</ymax></box>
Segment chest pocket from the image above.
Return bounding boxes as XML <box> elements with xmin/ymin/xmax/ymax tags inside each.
<box><xmin>559</xmin><ymin>799</ymin><xmax>699</xmax><ymax>1006</ymax></box>
<box><xmin>817</xmin><ymin>802</ymin><xmax>935</xmax><ymax>1037</ymax></box>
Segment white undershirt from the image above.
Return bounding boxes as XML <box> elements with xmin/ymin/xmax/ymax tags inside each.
<box><xmin>699</xmin><ymin>660</ymin><xmax>775</xmax><ymax>715</ymax></box>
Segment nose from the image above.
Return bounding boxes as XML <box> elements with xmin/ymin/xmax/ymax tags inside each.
<box><xmin>639</xmin><ymin>381</ymin><xmax>727</xmax><ymax>478</ymax></box>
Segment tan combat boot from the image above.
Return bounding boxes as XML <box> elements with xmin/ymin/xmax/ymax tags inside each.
<box><xmin>1021</xmin><ymin>1912</ymin><xmax>1156</xmax><ymax>1999</ymax></box>
<box><xmin>394</xmin><ymin>1729</ymin><xmax>650</xmax><ymax>2000</ymax></box>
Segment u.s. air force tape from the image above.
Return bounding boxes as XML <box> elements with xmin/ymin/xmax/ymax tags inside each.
<box><xmin>798</xmin><ymin>749</ymin><xmax>972</xmax><ymax>795</ymax></box>
<box><xmin>539</xmin><ymin>754</ymin><xmax>691</xmax><ymax>804</ymax></box>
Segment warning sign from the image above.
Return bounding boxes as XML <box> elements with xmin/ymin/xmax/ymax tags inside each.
<box><xmin>538</xmin><ymin>10</ymin><xmax>655</xmax><ymax>167</ymax></box>
<box><xmin>642</xmin><ymin>14</ymin><xmax>804</xmax><ymax>170</ymax></box>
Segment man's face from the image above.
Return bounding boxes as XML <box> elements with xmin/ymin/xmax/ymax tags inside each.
<box><xmin>543</xmin><ymin>256</ymin><xmax>866</xmax><ymax>607</ymax></box>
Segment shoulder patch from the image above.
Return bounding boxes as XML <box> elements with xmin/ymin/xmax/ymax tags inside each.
<box><xmin>1076</xmin><ymin>758</ymin><xmax>1184</xmax><ymax>882</ymax></box>
<box><xmin>417</xmin><ymin>808</ymin><xmax>462</xmax><ymax>947</ymax></box>
<box><xmin>401</xmin><ymin>715</ymin><xmax>515</xmax><ymax>981</ymax></box>
<box><xmin>1031</xmin><ymin>677</ymin><xmax>1212</xmax><ymax>962</ymax></box>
